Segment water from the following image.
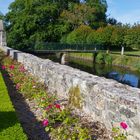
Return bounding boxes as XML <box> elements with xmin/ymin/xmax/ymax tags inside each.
<box><xmin>37</xmin><ymin>54</ymin><xmax>140</xmax><ymax>88</ymax></box>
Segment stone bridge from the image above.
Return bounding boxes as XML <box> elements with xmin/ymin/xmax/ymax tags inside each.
<box><xmin>0</xmin><ymin>20</ymin><xmax>140</xmax><ymax>140</ymax></box>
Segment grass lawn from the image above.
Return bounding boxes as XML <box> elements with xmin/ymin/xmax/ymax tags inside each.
<box><xmin>0</xmin><ymin>72</ymin><xmax>27</xmax><ymax>140</ymax></box>
<box><xmin>111</xmin><ymin>50</ymin><xmax>140</xmax><ymax>55</ymax></box>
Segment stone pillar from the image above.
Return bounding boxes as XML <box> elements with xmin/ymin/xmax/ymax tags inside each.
<box><xmin>0</xmin><ymin>20</ymin><xmax>6</xmax><ymax>47</ymax></box>
<box><xmin>0</xmin><ymin>31</ymin><xmax>2</xmax><ymax>46</ymax></box>
<box><xmin>121</xmin><ymin>46</ymin><xmax>124</xmax><ymax>55</ymax></box>
<box><xmin>61</xmin><ymin>53</ymin><xmax>67</xmax><ymax>65</ymax></box>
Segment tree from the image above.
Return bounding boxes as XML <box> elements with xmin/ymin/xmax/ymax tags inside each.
<box><xmin>107</xmin><ymin>18</ymin><xmax>117</xmax><ymax>25</ymax></box>
<box><xmin>85</xmin><ymin>0</ymin><xmax>107</xmax><ymax>28</ymax></box>
<box><xmin>87</xmin><ymin>25</ymin><xmax>114</xmax><ymax>49</ymax></box>
<box><xmin>6</xmin><ymin>0</ymin><xmax>108</xmax><ymax>50</ymax></box>
<box><xmin>124</xmin><ymin>25</ymin><xmax>140</xmax><ymax>49</ymax></box>
<box><xmin>110</xmin><ymin>26</ymin><xmax>127</xmax><ymax>48</ymax></box>
<box><xmin>60</xmin><ymin>3</ymin><xmax>96</xmax><ymax>29</ymax></box>
<box><xmin>66</xmin><ymin>25</ymin><xmax>93</xmax><ymax>44</ymax></box>
<box><xmin>6</xmin><ymin>0</ymin><xmax>77</xmax><ymax>50</ymax></box>
<box><xmin>61</xmin><ymin>0</ymin><xmax>107</xmax><ymax>30</ymax></box>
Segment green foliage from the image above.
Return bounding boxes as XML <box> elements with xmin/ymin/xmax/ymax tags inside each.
<box><xmin>104</xmin><ymin>53</ymin><xmax>112</xmax><ymax>65</ymax></box>
<box><xmin>60</xmin><ymin>34</ymin><xmax>68</xmax><ymax>43</ymax></box>
<box><xmin>60</xmin><ymin>3</ymin><xmax>97</xmax><ymax>29</ymax></box>
<box><xmin>66</xmin><ymin>25</ymin><xmax>93</xmax><ymax>44</ymax></box>
<box><xmin>0</xmin><ymin>71</ymin><xmax>27</xmax><ymax>140</ymax></box>
<box><xmin>5</xmin><ymin>0</ymin><xmax>107</xmax><ymax>50</ymax></box>
<box><xmin>50</xmin><ymin>120</ymin><xmax>91</xmax><ymax>140</ymax></box>
<box><xmin>112</xmin><ymin>127</ymin><xmax>127</xmax><ymax>140</ymax></box>
<box><xmin>95</xmin><ymin>52</ymin><xmax>112</xmax><ymax>64</ymax></box>
<box><xmin>124</xmin><ymin>25</ymin><xmax>140</xmax><ymax>49</ymax></box>
<box><xmin>87</xmin><ymin>26</ymin><xmax>115</xmax><ymax>47</ymax></box>
<box><xmin>96</xmin><ymin>52</ymin><xmax>105</xmax><ymax>64</ymax></box>
<box><xmin>86</xmin><ymin>0</ymin><xmax>107</xmax><ymax>29</ymax></box>
<box><xmin>110</xmin><ymin>26</ymin><xmax>127</xmax><ymax>48</ymax></box>
<box><xmin>134</xmin><ymin>62</ymin><xmax>140</xmax><ymax>72</ymax></box>
<box><xmin>6</xmin><ymin>0</ymin><xmax>74</xmax><ymax>50</ymax></box>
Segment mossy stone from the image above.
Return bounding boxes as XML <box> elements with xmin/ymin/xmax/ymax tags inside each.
<box><xmin>68</xmin><ymin>86</ymin><xmax>83</xmax><ymax>109</ymax></box>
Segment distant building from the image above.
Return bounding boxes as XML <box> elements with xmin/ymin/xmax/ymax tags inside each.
<box><xmin>0</xmin><ymin>20</ymin><xmax>6</xmax><ymax>46</ymax></box>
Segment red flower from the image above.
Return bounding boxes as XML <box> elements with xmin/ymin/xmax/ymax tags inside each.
<box><xmin>42</xmin><ymin>119</ymin><xmax>49</xmax><ymax>127</ymax></box>
<box><xmin>55</xmin><ymin>104</ymin><xmax>61</xmax><ymax>109</ymax></box>
<box><xmin>9</xmin><ymin>65</ymin><xmax>14</xmax><ymax>70</ymax></box>
<box><xmin>120</xmin><ymin>122</ymin><xmax>128</xmax><ymax>130</ymax></box>
<box><xmin>2</xmin><ymin>65</ymin><xmax>6</xmax><ymax>70</ymax></box>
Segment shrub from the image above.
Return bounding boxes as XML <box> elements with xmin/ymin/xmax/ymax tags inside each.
<box><xmin>104</xmin><ymin>54</ymin><xmax>112</xmax><ymax>65</ymax></box>
<box><xmin>96</xmin><ymin>52</ymin><xmax>105</xmax><ymax>64</ymax></box>
<box><xmin>66</xmin><ymin>25</ymin><xmax>93</xmax><ymax>44</ymax></box>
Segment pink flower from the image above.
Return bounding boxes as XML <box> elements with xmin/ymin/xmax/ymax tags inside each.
<box><xmin>19</xmin><ymin>66</ymin><xmax>26</xmax><ymax>72</ymax></box>
<box><xmin>120</xmin><ymin>122</ymin><xmax>128</xmax><ymax>130</ymax></box>
<box><xmin>9</xmin><ymin>65</ymin><xmax>14</xmax><ymax>70</ymax></box>
<box><xmin>45</xmin><ymin>104</ymin><xmax>53</xmax><ymax>110</ymax></box>
<box><xmin>42</xmin><ymin>119</ymin><xmax>49</xmax><ymax>127</ymax></box>
<box><xmin>55</xmin><ymin>104</ymin><xmax>61</xmax><ymax>109</ymax></box>
<box><xmin>16</xmin><ymin>83</ymin><xmax>20</xmax><ymax>90</ymax></box>
<box><xmin>9</xmin><ymin>73</ymin><xmax>14</xmax><ymax>77</ymax></box>
<box><xmin>2</xmin><ymin>65</ymin><xmax>6</xmax><ymax>70</ymax></box>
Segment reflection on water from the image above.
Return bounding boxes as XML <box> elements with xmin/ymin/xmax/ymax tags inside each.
<box><xmin>106</xmin><ymin>72</ymin><xmax>139</xmax><ymax>87</ymax></box>
<box><xmin>37</xmin><ymin>54</ymin><xmax>140</xmax><ymax>88</ymax></box>
<box><xmin>69</xmin><ymin>60</ymin><xmax>140</xmax><ymax>88</ymax></box>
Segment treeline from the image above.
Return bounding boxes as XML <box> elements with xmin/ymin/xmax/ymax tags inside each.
<box><xmin>2</xmin><ymin>0</ymin><xmax>140</xmax><ymax>50</ymax></box>
<box><xmin>61</xmin><ymin>24</ymin><xmax>140</xmax><ymax>50</ymax></box>
<box><xmin>4</xmin><ymin>0</ymin><xmax>107</xmax><ymax>50</ymax></box>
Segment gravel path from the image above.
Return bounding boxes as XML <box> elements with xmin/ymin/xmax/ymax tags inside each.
<box><xmin>1</xmin><ymin>70</ymin><xmax>50</xmax><ymax>140</ymax></box>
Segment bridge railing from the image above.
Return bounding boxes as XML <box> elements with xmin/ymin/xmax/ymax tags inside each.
<box><xmin>32</xmin><ymin>42</ymin><xmax>104</xmax><ymax>51</ymax></box>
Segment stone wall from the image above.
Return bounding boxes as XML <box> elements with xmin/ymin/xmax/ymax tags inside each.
<box><xmin>1</xmin><ymin>46</ymin><xmax>140</xmax><ymax>140</ymax></box>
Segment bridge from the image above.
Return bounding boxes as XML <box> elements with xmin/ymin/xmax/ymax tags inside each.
<box><xmin>0</xmin><ymin>20</ymin><xmax>105</xmax><ymax>64</ymax></box>
<box><xmin>26</xmin><ymin>42</ymin><xmax>106</xmax><ymax>64</ymax></box>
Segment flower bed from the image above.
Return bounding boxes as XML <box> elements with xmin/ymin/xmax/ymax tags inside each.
<box><xmin>0</xmin><ymin>70</ymin><xmax>27</xmax><ymax>140</ymax></box>
<box><xmin>0</xmin><ymin>50</ymin><xmax>128</xmax><ymax>140</ymax></box>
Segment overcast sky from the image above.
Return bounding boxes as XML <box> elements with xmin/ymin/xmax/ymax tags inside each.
<box><xmin>0</xmin><ymin>0</ymin><xmax>140</xmax><ymax>25</ymax></box>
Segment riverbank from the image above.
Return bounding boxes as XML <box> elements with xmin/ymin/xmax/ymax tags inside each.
<box><xmin>68</xmin><ymin>52</ymin><xmax>140</xmax><ymax>72</ymax></box>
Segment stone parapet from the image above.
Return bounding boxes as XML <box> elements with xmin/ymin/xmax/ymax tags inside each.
<box><xmin>1</xmin><ymin>46</ymin><xmax>140</xmax><ymax>140</ymax></box>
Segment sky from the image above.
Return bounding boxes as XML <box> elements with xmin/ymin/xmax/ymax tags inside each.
<box><xmin>107</xmin><ymin>0</ymin><xmax>140</xmax><ymax>25</ymax></box>
<box><xmin>0</xmin><ymin>0</ymin><xmax>140</xmax><ymax>25</ymax></box>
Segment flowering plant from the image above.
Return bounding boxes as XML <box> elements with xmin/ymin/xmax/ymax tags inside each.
<box><xmin>112</xmin><ymin>122</ymin><xmax>128</xmax><ymax>140</ymax></box>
